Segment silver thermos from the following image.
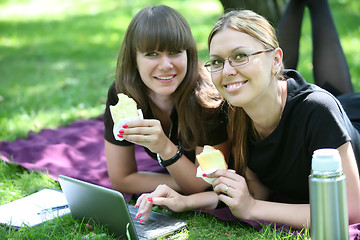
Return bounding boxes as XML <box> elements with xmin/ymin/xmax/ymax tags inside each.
<box><xmin>309</xmin><ymin>148</ymin><xmax>349</xmax><ymax>240</ymax></box>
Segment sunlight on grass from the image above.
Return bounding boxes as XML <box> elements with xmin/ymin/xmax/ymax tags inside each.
<box><xmin>0</xmin><ymin>0</ymin><xmax>222</xmax><ymax>20</ymax></box>
<box><xmin>0</xmin><ymin>36</ymin><xmax>23</xmax><ymax>48</ymax></box>
<box><xmin>0</xmin><ymin>161</ymin><xmax>60</xmax><ymax>205</ymax></box>
<box><xmin>163</xmin><ymin>0</ymin><xmax>222</xmax><ymax>13</ymax></box>
<box><xmin>1</xmin><ymin>105</ymin><xmax>104</xmax><ymax>141</ymax></box>
<box><xmin>0</xmin><ymin>0</ymin><xmax>118</xmax><ymax>20</ymax></box>
<box><xmin>338</xmin><ymin>0</ymin><xmax>360</xmax><ymax>12</ymax></box>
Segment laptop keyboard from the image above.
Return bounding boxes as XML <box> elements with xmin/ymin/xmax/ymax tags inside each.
<box><xmin>135</xmin><ymin>218</ymin><xmax>165</xmax><ymax>228</ymax></box>
<box><xmin>126</xmin><ymin>204</ymin><xmax>187</xmax><ymax>239</ymax></box>
<box><xmin>127</xmin><ymin>205</ymin><xmax>167</xmax><ymax>229</ymax></box>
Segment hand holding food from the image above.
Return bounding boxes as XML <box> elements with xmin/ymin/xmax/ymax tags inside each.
<box><xmin>110</xmin><ymin>93</ymin><xmax>143</xmax><ymax>141</ymax></box>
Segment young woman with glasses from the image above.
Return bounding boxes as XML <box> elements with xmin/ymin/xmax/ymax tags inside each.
<box><xmin>134</xmin><ymin>7</ymin><xmax>360</xmax><ymax>230</ymax></box>
<box><xmin>104</xmin><ymin>5</ymin><xmax>229</xmax><ymax>197</ymax></box>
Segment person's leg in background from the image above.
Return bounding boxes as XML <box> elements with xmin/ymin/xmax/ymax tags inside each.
<box><xmin>277</xmin><ymin>0</ymin><xmax>354</xmax><ymax>96</ymax></box>
<box><xmin>276</xmin><ymin>0</ymin><xmax>307</xmax><ymax>70</ymax></box>
<box><xmin>308</xmin><ymin>0</ymin><xmax>353</xmax><ymax>96</ymax></box>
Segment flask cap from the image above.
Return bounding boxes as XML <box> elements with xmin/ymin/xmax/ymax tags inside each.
<box><xmin>312</xmin><ymin>148</ymin><xmax>342</xmax><ymax>172</ymax></box>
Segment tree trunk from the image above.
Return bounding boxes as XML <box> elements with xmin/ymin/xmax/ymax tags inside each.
<box><xmin>218</xmin><ymin>0</ymin><xmax>290</xmax><ymax>26</ymax></box>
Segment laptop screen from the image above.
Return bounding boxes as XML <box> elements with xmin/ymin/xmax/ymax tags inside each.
<box><xmin>58</xmin><ymin>175</ymin><xmax>187</xmax><ymax>239</ymax></box>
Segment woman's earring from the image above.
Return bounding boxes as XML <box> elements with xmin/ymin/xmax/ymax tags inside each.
<box><xmin>274</xmin><ymin>70</ymin><xmax>278</xmax><ymax>75</ymax></box>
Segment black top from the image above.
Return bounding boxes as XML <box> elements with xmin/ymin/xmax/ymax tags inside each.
<box><xmin>246</xmin><ymin>69</ymin><xmax>360</xmax><ymax>203</ymax></box>
<box><xmin>104</xmin><ymin>82</ymin><xmax>228</xmax><ymax>162</ymax></box>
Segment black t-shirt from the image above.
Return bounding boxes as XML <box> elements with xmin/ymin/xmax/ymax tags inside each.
<box><xmin>104</xmin><ymin>82</ymin><xmax>228</xmax><ymax>162</ymax></box>
<box><xmin>246</xmin><ymin>70</ymin><xmax>360</xmax><ymax>203</ymax></box>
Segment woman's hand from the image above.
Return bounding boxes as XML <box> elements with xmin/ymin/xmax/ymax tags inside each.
<box><xmin>134</xmin><ymin>185</ymin><xmax>188</xmax><ymax>223</ymax></box>
<box><xmin>208</xmin><ymin>169</ymin><xmax>256</xmax><ymax>220</ymax></box>
<box><xmin>118</xmin><ymin>119</ymin><xmax>172</xmax><ymax>155</ymax></box>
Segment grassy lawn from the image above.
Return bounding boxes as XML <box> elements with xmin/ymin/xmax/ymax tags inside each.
<box><xmin>0</xmin><ymin>0</ymin><xmax>359</xmax><ymax>239</ymax></box>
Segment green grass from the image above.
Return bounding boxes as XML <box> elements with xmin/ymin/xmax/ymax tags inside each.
<box><xmin>0</xmin><ymin>0</ymin><xmax>359</xmax><ymax>239</ymax></box>
<box><xmin>0</xmin><ymin>161</ymin><xmax>310</xmax><ymax>239</ymax></box>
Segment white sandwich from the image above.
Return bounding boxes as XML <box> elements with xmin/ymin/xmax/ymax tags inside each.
<box><xmin>196</xmin><ymin>145</ymin><xmax>227</xmax><ymax>171</ymax></box>
<box><xmin>110</xmin><ymin>93</ymin><xmax>139</xmax><ymax>125</ymax></box>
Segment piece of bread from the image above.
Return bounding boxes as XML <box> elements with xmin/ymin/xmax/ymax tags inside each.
<box><xmin>196</xmin><ymin>145</ymin><xmax>227</xmax><ymax>171</ymax></box>
<box><xmin>110</xmin><ymin>93</ymin><xmax>139</xmax><ymax>125</ymax></box>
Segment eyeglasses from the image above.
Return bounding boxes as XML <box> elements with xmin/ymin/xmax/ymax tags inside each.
<box><xmin>204</xmin><ymin>49</ymin><xmax>274</xmax><ymax>72</ymax></box>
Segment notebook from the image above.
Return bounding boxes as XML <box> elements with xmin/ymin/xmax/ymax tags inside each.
<box><xmin>58</xmin><ymin>175</ymin><xmax>187</xmax><ymax>239</ymax></box>
<box><xmin>0</xmin><ymin>189</ymin><xmax>70</xmax><ymax>229</ymax></box>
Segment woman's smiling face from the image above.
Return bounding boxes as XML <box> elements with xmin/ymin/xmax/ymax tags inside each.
<box><xmin>209</xmin><ymin>28</ymin><xmax>275</xmax><ymax>107</ymax></box>
<box><xmin>136</xmin><ymin>50</ymin><xmax>187</xmax><ymax>97</ymax></box>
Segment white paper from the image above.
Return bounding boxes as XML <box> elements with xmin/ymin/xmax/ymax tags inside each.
<box><xmin>113</xmin><ymin>109</ymin><xmax>144</xmax><ymax>141</ymax></box>
<box><xmin>196</xmin><ymin>166</ymin><xmax>222</xmax><ymax>184</ymax></box>
<box><xmin>0</xmin><ymin>189</ymin><xmax>70</xmax><ymax>228</ymax></box>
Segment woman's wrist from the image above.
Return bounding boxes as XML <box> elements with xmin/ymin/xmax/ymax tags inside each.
<box><xmin>245</xmin><ymin>198</ymin><xmax>262</xmax><ymax>221</ymax></box>
<box><xmin>157</xmin><ymin>141</ymin><xmax>183</xmax><ymax>168</ymax></box>
<box><xmin>158</xmin><ymin>141</ymin><xmax>179</xmax><ymax>160</ymax></box>
<box><xmin>181</xmin><ymin>194</ymin><xmax>193</xmax><ymax>211</ymax></box>
<box><xmin>189</xmin><ymin>192</ymin><xmax>219</xmax><ymax>210</ymax></box>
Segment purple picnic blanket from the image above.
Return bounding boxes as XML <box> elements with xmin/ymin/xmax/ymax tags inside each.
<box><xmin>0</xmin><ymin>115</ymin><xmax>167</xmax><ymax>196</ymax></box>
<box><xmin>1</xmin><ymin>115</ymin><xmax>359</xmax><ymax>239</ymax></box>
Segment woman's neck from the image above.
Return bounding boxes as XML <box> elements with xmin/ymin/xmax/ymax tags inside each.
<box><xmin>148</xmin><ymin>92</ymin><xmax>174</xmax><ymax>115</ymax></box>
<box><xmin>148</xmin><ymin>92</ymin><xmax>175</xmax><ymax>136</ymax></box>
<box><xmin>246</xmin><ymin>80</ymin><xmax>287</xmax><ymax>139</ymax></box>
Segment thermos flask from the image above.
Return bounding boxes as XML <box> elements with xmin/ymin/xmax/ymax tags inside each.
<box><xmin>309</xmin><ymin>148</ymin><xmax>349</xmax><ymax>240</ymax></box>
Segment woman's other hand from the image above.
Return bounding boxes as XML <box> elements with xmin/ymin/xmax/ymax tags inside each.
<box><xmin>208</xmin><ymin>169</ymin><xmax>255</xmax><ymax>220</ymax></box>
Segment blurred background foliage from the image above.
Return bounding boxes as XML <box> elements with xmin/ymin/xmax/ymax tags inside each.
<box><xmin>0</xmin><ymin>0</ymin><xmax>359</xmax><ymax>142</ymax></box>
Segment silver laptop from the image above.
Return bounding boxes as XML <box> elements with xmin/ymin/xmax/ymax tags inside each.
<box><xmin>58</xmin><ymin>175</ymin><xmax>187</xmax><ymax>239</ymax></box>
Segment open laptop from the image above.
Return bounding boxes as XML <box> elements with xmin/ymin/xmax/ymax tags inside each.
<box><xmin>58</xmin><ymin>175</ymin><xmax>187</xmax><ymax>239</ymax></box>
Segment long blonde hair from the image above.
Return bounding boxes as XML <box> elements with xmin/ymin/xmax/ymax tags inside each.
<box><xmin>208</xmin><ymin>10</ymin><xmax>283</xmax><ymax>176</ymax></box>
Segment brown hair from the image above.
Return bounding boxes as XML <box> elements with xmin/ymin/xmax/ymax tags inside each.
<box><xmin>115</xmin><ymin>5</ymin><xmax>223</xmax><ymax>150</ymax></box>
<box><xmin>208</xmin><ymin>10</ymin><xmax>283</xmax><ymax>176</ymax></box>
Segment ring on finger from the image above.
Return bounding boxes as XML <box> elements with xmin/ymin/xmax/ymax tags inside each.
<box><xmin>224</xmin><ymin>185</ymin><xmax>229</xmax><ymax>195</ymax></box>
